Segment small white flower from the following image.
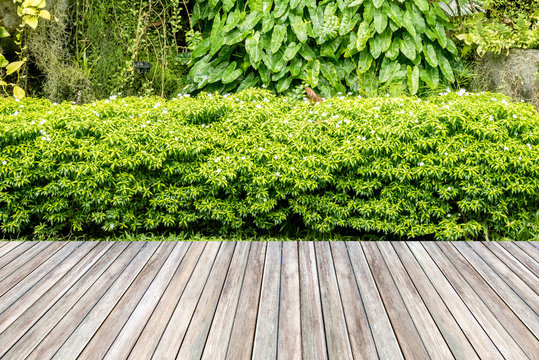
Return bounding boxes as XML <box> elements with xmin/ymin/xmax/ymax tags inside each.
<box><xmin>303</xmin><ymin>156</ymin><xmax>307</xmax><ymax>160</ymax></box>
<box><xmin>275</xmin><ymin>172</ymin><xmax>280</xmax><ymax>176</ymax></box>
<box><xmin>291</xmin><ymin>167</ymin><xmax>295</xmax><ymax>170</ymax></box>
<box><xmin>274</xmin><ymin>155</ymin><xmax>279</xmax><ymax>159</ymax></box>
<box><xmin>241</xmin><ymin>156</ymin><xmax>246</xmax><ymax>160</ymax></box>
<box><xmin>30</xmin><ymin>121</ymin><xmax>35</xmax><ymax>125</ymax></box>
<box><xmin>419</xmin><ymin>162</ymin><xmax>424</xmax><ymax>166</ymax></box>
<box><xmin>216</xmin><ymin>169</ymin><xmax>221</xmax><ymax>173</ymax></box>
<box><xmin>489</xmin><ymin>116</ymin><xmax>494</xmax><ymax>121</ymax></box>
<box><xmin>518</xmin><ymin>156</ymin><xmax>522</xmax><ymax>160</ymax></box>
<box><xmin>215</xmin><ymin>157</ymin><xmax>221</xmax><ymax>162</ymax></box>
<box><xmin>263</xmin><ymin>198</ymin><xmax>267</xmax><ymax>202</ymax></box>
<box><xmin>527</xmin><ymin>143</ymin><xmax>532</xmax><ymax>149</ymax></box>
<box><xmin>444</xmin><ymin>152</ymin><xmax>449</xmax><ymax>156</ymax></box>
<box><xmin>374</xmin><ymin>114</ymin><xmax>379</xmax><ymax>118</ymax></box>
<box><xmin>346</xmin><ymin>140</ymin><xmax>350</xmax><ymax>144</ymax></box>
<box><xmin>174</xmin><ymin>137</ymin><xmax>179</xmax><ymax>141</ymax></box>
<box><xmin>1</xmin><ymin>160</ymin><xmax>6</xmax><ymax>165</ymax></box>
<box><xmin>40</xmin><ymin>119</ymin><xmax>46</xmax><ymax>125</ymax></box>
<box><xmin>447</xmin><ymin>186</ymin><xmax>452</xmax><ymax>191</ymax></box>
<box><xmin>13</xmin><ymin>111</ymin><xmax>18</xmax><ymax>116</ymax></box>
<box><xmin>154</xmin><ymin>102</ymin><xmax>161</xmax><ymax>108</ymax></box>
<box><xmin>104</xmin><ymin>100</ymin><xmax>110</xmax><ymax>104</ymax></box>
<box><xmin>512</xmin><ymin>114</ymin><xmax>518</xmax><ymax>119</ymax></box>
<box><xmin>504</xmin><ymin>146</ymin><xmax>509</xmax><ymax>150</ymax></box>
<box><xmin>226</xmin><ymin>156</ymin><xmax>230</xmax><ymax>160</ymax></box>
<box><xmin>490</xmin><ymin>97</ymin><xmax>497</xmax><ymax>101</ymax></box>
<box><xmin>376</xmin><ymin>137</ymin><xmax>381</xmax><ymax>141</ymax></box>
<box><xmin>336</xmin><ymin>124</ymin><xmax>339</xmax><ymax>128</ymax></box>
<box><xmin>53</xmin><ymin>102</ymin><xmax>58</xmax><ymax>106</ymax></box>
<box><xmin>259</xmin><ymin>147</ymin><xmax>263</xmax><ymax>151</ymax></box>
<box><xmin>515</xmin><ymin>132</ymin><xmax>518</xmax><ymax>136</ymax></box>
<box><xmin>447</xmin><ymin>214</ymin><xmax>451</xmax><ymax>217</ymax></box>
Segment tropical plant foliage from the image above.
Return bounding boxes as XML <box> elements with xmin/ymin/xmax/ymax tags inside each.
<box><xmin>1</xmin><ymin>89</ymin><xmax>538</xmax><ymax>240</ymax></box>
<box><xmin>187</xmin><ymin>0</ymin><xmax>462</xmax><ymax>97</ymax></box>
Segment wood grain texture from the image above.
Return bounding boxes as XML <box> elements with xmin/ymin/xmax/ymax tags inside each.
<box><xmin>127</xmin><ymin>242</ymin><xmax>206</xmax><ymax>360</ymax></box>
<box><xmin>0</xmin><ymin>242</ymin><xmax>35</xmax><ymax>270</ymax></box>
<box><xmin>225</xmin><ymin>241</ymin><xmax>266</xmax><ymax>360</ymax></box>
<box><xmin>346</xmin><ymin>242</ymin><xmax>403</xmax><ymax>360</ymax></box>
<box><xmin>252</xmin><ymin>242</ymin><xmax>281</xmax><ymax>360</ymax></box>
<box><xmin>0</xmin><ymin>242</ymin><xmax>22</xmax><ymax>259</ymax></box>
<box><xmin>298</xmin><ymin>242</ymin><xmax>327</xmax><ymax>360</ymax></box>
<box><xmin>201</xmin><ymin>242</ymin><xmax>250</xmax><ymax>360</ymax></box>
<box><xmin>315</xmin><ymin>242</ymin><xmax>353</xmax><ymax>360</ymax></box>
<box><xmin>499</xmin><ymin>242</ymin><xmax>539</xmax><ymax>275</ymax></box>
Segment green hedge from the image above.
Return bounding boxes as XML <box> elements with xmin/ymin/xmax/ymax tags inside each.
<box><xmin>1</xmin><ymin>89</ymin><xmax>538</xmax><ymax>239</ymax></box>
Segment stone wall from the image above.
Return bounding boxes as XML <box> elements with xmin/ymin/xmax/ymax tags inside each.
<box><xmin>472</xmin><ymin>49</ymin><xmax>539</xmax><ymax>110</ymax></box>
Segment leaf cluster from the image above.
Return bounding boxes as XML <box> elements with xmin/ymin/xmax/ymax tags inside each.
<box><xmin>0</xmin><ymin>89</ymin><xmax>538</xmax><ymax>240</ymax></box>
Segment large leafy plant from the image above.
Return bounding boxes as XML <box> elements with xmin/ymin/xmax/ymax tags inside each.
<box><xmin>187</xmin><ymin>0</ymin><xmax>461</xmax><ymax>96</ymax></box>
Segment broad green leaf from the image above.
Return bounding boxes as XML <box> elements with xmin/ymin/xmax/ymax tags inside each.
<box><xmin>387</xmin><ymin>2</ymin><xmax>402</xmax><ymax>27</ymax></box>
<box><xmin>237</xmin><ymin>72</ymin><xmax>258</xmax><ymax>92</ymax></box>
<box><xmin>379</xmin><ymin>56</ymin><xmax>400</xmax><ymax>83</ymax></box>
<box><xmin>321</xmin><ymin>38</ymin><xmax>342</xmax><ymax>59</ymax></box>
<box><xmin>222</xmin><ymin>64</ymin><xmax>242</xmax><ymax>84</ymax></box>
<box><xmin>433</xmin><ymin>3</ymin><xmax>450</xmax><ymax>23</ymax></box>
<box><xmin>290</xmin><ymin>0</ymin><xmax>302</xmax><ymax>9</ymax></box>
<box><xmin>6</xmin><ymin>61</ymin><xmax>25</xmax><ymax>75</ymax></box>
<box><xmin>292</xmin><ymin>21</ymin><xmax>308</xmax><ymax>43</ymax></box>
<box><xmin>363</xmin><ymin>0</ymin><xmax>374</xmax><ymax>23</ymax></box>
<box><xmin>249</xmin><ymin>0</ymin><xmax>263</xmax><ymax>12</ymax></box>
<box><xmin>272</xmin><ymin>66</ymin><xmax>289</xmax><ymax>81</ymax></box>
<box><xmin>386</xmin><ymin>40</ymin><xmax>400</xmax><ymax>60</ymax></box>
<box><xmin>290</xmin><ymin>57</ymin><xmax>303</xmax><ymax>76</ymax></box>
<box><xmin>380</xmin><ymin>28</ymin><xmax>392</xmax><ymax>52</ymax></box>
<box><xmin>13</xmin><ymin>85</ymin><xmax>25</xmax><ymax>99</ymax></box>
<box><xmin>274</xmin><ymin>0</ymin><xmax>288</xmax><ymax>18</ymax></box>
<box><xmin>420</xmin><ymin>65</ymin><xmax>439</xmax><ymax>89</ymax></box>
<box><xmin>0</xmin><ymin>27</ymin><xmax>9</xmax><ymax>38</ymax></box>
<box><xmin>372</xmin><ymin>0</ymin><xmax>384</xmax><ymax>9</ymax></box>
<box><xmin>306</xmin><ymin>59</ymin><xmax>320</xmax><ymax>87</ymax></box>
<box><xmin>39</xmin><ymin>9</ymin><xmax>50</xmax><ymax>20</ymax></box>
<box><xmin>357</xmin><ymin>51</ymin><xmax>373</xmax><ymax>73</ymax></box>
<box><xmin>413</xmin><ymin>0</ymin><xmax>429</xmax><ymax>13</ymax></box>
<box><xmin>402</xmin><ymin>9</ymin><xmax>416</xmax><ymax>38</ymax></box>
<box><xmin>246</xmin><ymin>32</ymin><xmax>263</xmax><ymax>65</ymax></box>
<box><xmin>407</xmin><ymin>65</ymin><xmax>419</xmax><ymax>95</ymax></box>
<box><xmin>271</xmin><ymin>25</ymin><xmax>286</xmax><ymax>54</ymax></box>
<box><xmin>373</xmin><ymin>9</ymin><xmax>387</xmax><ymax>34</ymax></box>
<box><xmin>445</xmin><ymin>38</ymin><xmax>458</xmax><ymax>55</ymax></box>
<box><xmin>321</xmin><ymin>62</ymin><xmax>339</xmax><ymax>86</ymax></box>
<box><xmin>24</xmin><ymin>16</ymin><xmax>38</xmax><ymax>29</ymax></box>
<box><xmin>283</xmin><ymin>42</ymin><xmax>302</xmax><ymax>62</ymax></box>
<box><xmin>223</xmin><ymin>0</ymin><xmax>235</xmax><ymax>11</ymax></box>
<box><xmin>239</xmin><ymin>11</ymin><xmax>263</xmax><ymax>33</ymax></box>
<box><xmin>410</xmin><ymin>4</ymin><xmax>426</xmax><ymax>33</ymax></box>
<box><xmin>192</xmin><ymin>38</ymin><xmax>210</xmax><ymax>59</ymax></box>
<box><xmin>299</xmin><ymin>44</ymin><xmax>316</xmax><ymax>60</ymax></box>
<box><xmin>224</xmin><ymin>10</ymin><xmax>245</xmax><ymax>32</ymax></box>
<box><xmin>356</xmin><ymin>22</ymin><xmax>372</xmax><ymax>51</ymax></box>
<box><xmin>339</xmin><ymin>13</ymin><xmax>360</xmax><ymax>36</ymax></box>
<box><xmin>262</xmin><ymin>12</ymin><xmax>275</xmax><ymax>33</ymax></box>
<box><xmin>436</xmin><ymin>49</ymin><xmax>454</xmax><ymax>82</ymax></box>
<box><xmin>369</xmin><ymin>35</ymin><xmax>382</xmax><ymax>59</ymax></box>
<box><xmin>210</xmin><ymin>13</ymin><xmax>225</xmax><ymax>56</ymax></box>
<box><xmin>435</xmin><ymin>21</ymin><xmax>447</xmax><ymax>48</ymax></box>
<box><xmin>400</xmin><ymin>33</ymin><xmax>416</xmax><ymax>61</ymax></box>
<box><xmin>348</xmin><ymin>0</ymin><xmax>364</xmax><ymax>6</ymax></box>
<box><xmin>276</xmin><ymin>76</ymin><xmax>292</xmax><ymax>92</ymax></box>
<box><xmin>423</xmin><ymin>43</ymin><xmax>438</xmax><ymax>68</ymax></box>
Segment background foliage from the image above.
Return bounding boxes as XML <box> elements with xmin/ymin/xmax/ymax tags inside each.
<box><xmin>1</xmin><ymin>89</ymin><xmax>537</xmax><ymax>240</ymax></box>
<box><xmin>187</xmin><ymin>0</ymin><xmax>462</xmax><ymax>97</ymax></box>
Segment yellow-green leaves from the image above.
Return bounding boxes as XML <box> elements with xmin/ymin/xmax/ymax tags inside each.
<box><xmin>0</xmin><ymin>27</ymin><xmax>10</xmax><ymax>38</ymax></box>
<box><xmin>13</xmin><ymin>85</ymin><xmax>25</xmax><ymax>99</ymax></box>
<box><xmin>6</xmin><ymin>61</ymin><xmax>25</xmax><ymax>76</ymax></box>
<box><xmin>407</xmin><ymin>65</ymin><xmax>419</xmax><ymax>95</ymax></box>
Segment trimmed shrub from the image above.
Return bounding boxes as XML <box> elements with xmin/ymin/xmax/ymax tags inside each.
<box><xmin>0</xmin><ymin>89</ymin><xmax>538</xmax><ymax>239</ymax></box>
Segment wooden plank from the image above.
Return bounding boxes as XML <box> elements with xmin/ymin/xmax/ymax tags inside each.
<box><xmin>346</xmin><ymin>242</ymin><xmax>403</xmax><ymax>360</ymax></box>
<box><xmin>252</xmin><ymin>242</ymin><xmax>281</xmax><ymax>360</ymax></box>
<box><xmin>1</xmin><ymin>242</ymin><xmax>130</xmax><ymax>360</ymax></box>
<box><xmin>0</xmin><ymin>242</ymin><xmax>22</xmax><ymax>259</ymax></box>
<box><xmin>224</xmin><ymin>241</ymin><xmax>266</xmax><ymax>360</ymax></box>
<box><xmin>362</xmin><ymin>242</ymin><xmax>430</xmax><ymax>360</ymax></box>
<box><xmin>0</xmin><ymin>241</ymin><xmax>97</xmax><ymax>334</ymax></box>
<box><xmin>0</xmin><ymin>242</ymin><xmax>112</xmax><ymax>357</ymax></box>
<box><xmin>330</xmin><ymin>242</ymin><xmax>377</xmax><ymax>360</ymax></box>
<box><xmin>278</xmin><ymin>242</ymin><xmax>302</xmax><ymax>360</ymax></box>
<box><xmin>422</xmin><ymin>242</ymin><xmax>528</xmax><ymax>360</ymax></box>
<box><xmin>516</xmin><ymin>241</ymin><xmax>539</xmax><ymax>261</ymax></box>
<box><xmin>176</xmin><ymin>242</ymin><xmax>236</xmax><ymax>360</ymax></box>
<box><xmin>23</xmin><ymin>242</ymin><xmax>148</xmax><ymax>360</ymax></box>
<box><xmin>315</xmin><ymin>242</ymin><xmax>353</xmax><ymax>360</ymax></box>
<box><xmin>468</xmin><ymin>242</ymin><xmax>539</xmax><ymax>310</ymax></box>
<box><xmin>102</xmin><ymin>242</ymin><xmax>190</xmax><ymax>360</ymax></box>
<box><xmin>392</xmin><ymin>242</ymin><xmax>479</xmax><ymax>360</ymax></box>
<box><xmin>48</xmin><ymin>242</ymin><xmax>160</xmax><ymax>360</ymax></box>
<box><xmin>438</xmin><ymin>242</ymin><xmax>539</xmax><ymax>359</ymax></box>
<box><xmin>200</xmin><ymin>242</ymin><xmax>251</xmax><ymax>360</ymax></box>
<box><xmin>0</xmin><ymin>242</ymin><xmax>76</xmax><ymax>311</ymax></box>
<box><xmin>150</xmin><ymin>241</ymin><xmax>222</xmax><ymax>359</ymax></box>
<box><xmin>77</xmin><ymin>242</ymin><xmax>177</xmax><ymax>360</ymax></box>
<box><xmin>0</xmin><ymin>242</ymin><xmax>34</xmax><ymax>270</ymax></box>
<box><xmin>499</xmin><ymin>242</ymin><xmax>539</xmax><ymax>275</ymax></box>
<box><xmin>298</xmin><ymin>242</ymin><xmax>327</xmax><ymax>360</ymax></box>
<box><xmin>453</xmin><ymin>242</ymin><xmax>539</xmax><ymax>338</ymax></box>
<box><xmin>486</xmin><ymin>243</ymin><xmax>539</xmax><ymax>294</ymax></box>
<box><xmin>407</xmin><ymin>242</ymin><xmax>504</xmax><ymax>360</ymax></box>
<box><xmin>0</xmin><ymin>242</ymin><xmax>61</xmax><ymax>296</ymax></box>
<box><xmin>127</xmin><ymin>242</ymin><xmax>207</xmax><ymax>360</ymax></box>
<box><xmin>377</xmin><ymin>242</ymin><xmax>454</xmax><ymax>360</ymax></box>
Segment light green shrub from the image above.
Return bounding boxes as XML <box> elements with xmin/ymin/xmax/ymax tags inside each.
<box><xmin>0</xmin><ymin>89</ymin><xmax>538</xmax><ymax>239</ymax></box>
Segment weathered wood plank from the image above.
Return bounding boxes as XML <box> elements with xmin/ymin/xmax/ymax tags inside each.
<box><xmin>486</xmin><ymin>243</ymin><xmax>539</xmax><ymax>294</ymax></box>
<box><xmin>176</xmin><ymin>242</ymin><xmax>236</xmax><ymax>360</ymax></box>
<box><xmin>407</xmin><ymin>242</ymin><xmax>504</xmax><ymax>359</ymax></box>
<box><xmin>252</xmin><ymin>242</ymin><xmax>281</xmax><ymax>360</ymax></box>
<box><xmin>0</xmin><ymin>241</ymin><xmax>97</xmax><ymax>334</ymax></box>
<box><xmin>278</xmin><ymin>242</ymin><xmax>302</xmax><ymax>360</ymax></box>
<box><xmin>422</xmin><ymin>242</ymin><xmax>529</xmax><ymax>360</ymax></box>
<box><xmin>150</xmin><ymin>241</ymin><xmax>222</xmax><ymax>359</ymax></box>
<box><xmin>453</xmin><ymin>242</ymin><xmax>539</xmax><ymax>338</ymax></box>
<box><xmin>0</xmin><ymin>242</ymin><xmax>22</xmax><ymax>259</ymax></box>
<box><xmin>0</xmin><ymin>241</ymin><xmax>113</xmax><ymax>358</ymax></box>
<box><xmin>438</xmin><ymin>242</ymin><xmax>539</xmax><ymax>358</ymax></box>
<box><xmin>516</xmin><ymin>241</ymin><xmax>539</xmax><ymax>261</ymax></box>
<box><xmin>200</xmin><ymin>242</ymin><xmax>250</xmax><ymax>360</ymax></box>
<box><xmin>330</xmin><ymin>242</ymin><xmax>377</xmax><ymax>360</ymax></box>
<box><xmin>224</xmin><ymin>241</ymin><xmax>266</xmax><ymax>360</ymax></box>
<box><xmin>0</xmin><ymin>242</ymin><xmax>129</xmax><ymax>360</ymax></box>
<box><xmin>315</xmin><ymin>242</ymin><xmax>353</xmax><ymax>360</ymax></box>
<box><xmin>23</xmin><ymin>242</ymin><xmax>149</xmax><ymax>360</ymax></box>
<box><xmin>499</xmin><ymin>242</ymin><xmax>539</xmax><ymax>275</ymax></box>
<box><xmin>78</xmin><ymin>242</ymin><xmax>177</xmax><ymax>360</ymax></box>
<box><xmin>0</xmin><ymin>242</ymin><xmax>77</xmax><ymax>311</ymax></box>
<box><xmin>346</xmin><ymin>242</ymin><xmax>403</xmax><ymax>360</ymax></box>
<box><xmin>362</xmin><ymin>242</ymin><xmax>430</xmax><ymax>360</ymax></box>
<box><xmin>298</xmin><ymin>242</ymin><xmax>327</xmax><ymax>360</ymax></box>
<box><xmin>48</xmin><ymin>242</ymin><xmax>160</xmax><ymax>360</ymax></box>
<box><xmin>392</xmin><ymin>242</ymin><xmax>479</xmax><ymax>360</ymax></box>
<box><xmin>127</xmin><ymin>242</ymin><xmax>206</xmax><ymax>360</ymax></box>
<box><xmin>0</xmin><ymin>242</ymin><xmax>35</xmax><ymax>270</ymax></box>
<box><xmin>377</xmin><ymin>242</ymin><xmax>454</xmax><ymax>360</ymax></box>
<box><xmin>468</xmin><ymin>242</ymin><xmax>538</xmax><ymax>310</ymax></box>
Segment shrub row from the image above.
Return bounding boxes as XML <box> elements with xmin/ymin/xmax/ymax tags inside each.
<box><xmin>0</xmin><ymin>89</ymin><xmax>538</xmax><ymax>239</ymax></box>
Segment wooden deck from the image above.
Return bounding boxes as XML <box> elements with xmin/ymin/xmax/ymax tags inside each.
<box><xmin>0</xmin><ymin>241</ymin><xmax>537</xmax><ymax>360</ymax></box>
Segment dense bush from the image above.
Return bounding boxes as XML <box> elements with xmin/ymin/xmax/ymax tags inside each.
<box><xmin>0</xmin><ymin>89</ymin><xmax>538</xmax><ymax>239</ymax></box>
<box><xmin>188</xmin><ymin>0</ymin><xmax>461</xmax><ymax>96</ymax></box>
